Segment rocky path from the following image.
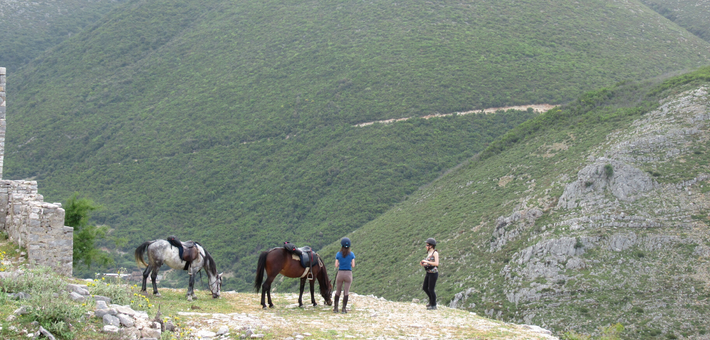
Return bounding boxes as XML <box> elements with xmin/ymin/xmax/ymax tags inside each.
<box><xmin>175</xmin><ymin>291</ymin><xmax>557</xmax><ymax>339</ymax></box>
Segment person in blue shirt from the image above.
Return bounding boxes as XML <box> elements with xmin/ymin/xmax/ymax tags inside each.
<box><xmin>333</xmin><ymin>237</ymin><xmax>355</xmax><ymax>313</ymax></box>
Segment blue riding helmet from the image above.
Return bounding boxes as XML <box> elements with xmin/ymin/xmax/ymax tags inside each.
<box><xmin>341</xmin><ymin>237</ymin><xmax>351</xmax><ymax>248</ymax></box>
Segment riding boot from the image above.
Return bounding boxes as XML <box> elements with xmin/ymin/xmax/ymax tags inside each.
<box><xmin>342</xmin><ymin>295</ymin><xmax>349</xmax><ymax>313</ymax></box>
<box><xmin>333</xmin><ymin>295</ymin><xmax>340</xmax><ymax>313</ymax></box>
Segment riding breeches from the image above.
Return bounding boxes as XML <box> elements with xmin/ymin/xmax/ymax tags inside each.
<box><xmin>335</xmin><ymin>270</ymin><xmax>353</xmax><ymax>296</ymax></box>
<box><xmin>422</xmin><ymin>272</ymin><xmax>438</xmax><ymax>306</ymax></box>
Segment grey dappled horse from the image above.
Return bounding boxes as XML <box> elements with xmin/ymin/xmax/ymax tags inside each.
<box><xmin>134</xmin><ymin>239</ymin><xmax>223</xmax><ymax>301</ymax></box>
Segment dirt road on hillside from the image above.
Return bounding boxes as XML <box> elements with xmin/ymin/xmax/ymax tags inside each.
<box><xmin>355</xmin><ymin>104</ymin><xmax>557</xmax><ymax>127</ymax></box>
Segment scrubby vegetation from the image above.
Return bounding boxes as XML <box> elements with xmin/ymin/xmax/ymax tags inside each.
<box><xmin>316</xmin><ymin>67</ymin><xmax>710</xmax><ymax>337</ymax></box>
<box><xmin>641</xmin><ymin>0</ymin><xmax>710</xmax><ymax>43</ymax></box>
<box><xmin>0</xmin><ymin>0</ymin><xmax>128</xmax><ymax>72</ymax></box>
<box><xmin>6</xmin><ymin>0</ymin><xmax>710</xmax><ymax>291</ymax></box>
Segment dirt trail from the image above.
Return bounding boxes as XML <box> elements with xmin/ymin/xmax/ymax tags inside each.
<box><xmin>355</xmin><ymin>104</ymin><xmax>557</xmax><ymax>127</ymax></box>
<box><xmin>177</xmin><ymin>291</ymin><xmax>558</xmax><ymax>339</ymax></box>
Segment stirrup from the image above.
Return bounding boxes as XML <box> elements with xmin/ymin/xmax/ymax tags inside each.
<box><xmin>307</xmin><ymin>271</ymin><xmax>314</xmax><ymax>281</ymax></box>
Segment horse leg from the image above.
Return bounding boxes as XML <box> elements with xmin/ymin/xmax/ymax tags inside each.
<box><xmin>141</xmin><ymin>265</ymin><xmax>151</xmax><ymax>294</ymax></box>
<box><xmin>261</xmin><ymin>276</ymin><xmax>275</xmax><ymax>309</ymax></box>
<box><xmin>260</xmin><ymin>288</ymin><xmax>267</xmax><ymax>309</ymax></box>
<box><xmin>187</xmin><ymin>272</ymin><xmax>195</xmax><ymax>302</ymax></box>
<box><xmin>151</xmin><ymin>267</ymin><xmax>161</xmax><ymax>297</ymax></box>
<box><xmin>191</xmin><ymin>274</ymin><xmax>199</xmax><ymax>299</ymax></box>
<box><xmin>309</xmin><ymin>279</ymin><xmax>317</xmax><ymax>307</ymax></box>
<box><xmin>298</xmin><ymin>278</ymin><xmax>306</xmax><ymax>307</ymax></box>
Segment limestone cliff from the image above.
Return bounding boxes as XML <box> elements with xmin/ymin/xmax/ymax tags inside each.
<box><xmin>449</xmin><ymin>86</ymin><xmax>710</xmax><ymax>336</ymax></box>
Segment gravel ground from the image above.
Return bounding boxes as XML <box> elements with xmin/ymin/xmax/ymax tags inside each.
<box><xmin>178</xmin><ymin>291</ymin><xmax>557</xmax><ymax>339</ymax></box>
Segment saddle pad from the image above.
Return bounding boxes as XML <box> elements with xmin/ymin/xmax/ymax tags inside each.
<box><xmin>292</xmin><ymin>254</ymin><xmax>299</xmax><ymax>261</ymax></box>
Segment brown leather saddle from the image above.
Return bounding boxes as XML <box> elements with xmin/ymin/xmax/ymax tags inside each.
<box><xmin>283</xmin><ymin>241</ymin><xmax>316</xmax><ymax>280</ymax></box>
<box><xmin>167</xmin><ymin>236</ymin><xmax>201</xmax><ymax>270</ymax></box>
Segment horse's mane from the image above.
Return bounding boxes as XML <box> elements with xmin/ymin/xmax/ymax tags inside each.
<box><xmin>202</xmin><ymin>248</ymin><xmax>218</xmax><ymax>277</ymax></box>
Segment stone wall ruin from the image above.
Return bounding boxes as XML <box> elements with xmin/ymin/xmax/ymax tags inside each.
<box><xmin>0</xmin><ymin>67</ymin><xmax>73</xmax><ymax>276</ymax></box>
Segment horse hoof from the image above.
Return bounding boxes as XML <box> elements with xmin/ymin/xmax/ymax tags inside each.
<box><xmin>187</xmin><ymin>296</ymin><xmax>193</xmax><ymax>302</ymax></box>
<box><xmin>269</xmin><ymin>305</ymin><xmax>275</xmax><ymax>309</ymax></box>
<box><xmin>262</xmin><ymin>306</ymin><xmax>267</xmax><ymax>309</ymax></box>
<box><xmin>153</xmin><ymin>293</ymin><xmax>161</xmax><ymax>297</ymax></box>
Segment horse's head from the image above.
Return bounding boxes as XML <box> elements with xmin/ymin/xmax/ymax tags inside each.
<box><xmin>209</xmin><ymin>272</ymin><xmax>223</xmax><ymax>298</ymax></box>
<box><xmin>319</xmin><ymin>266</ymin><xmax>333</xmax><ymax>306</ymax></box>
<box><xmin>323</xmin><ymin>280</ymin><xmax>333</xmax><ymax>306</ymax></box>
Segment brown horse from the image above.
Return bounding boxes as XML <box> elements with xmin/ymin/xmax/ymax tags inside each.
<box><xmin>254</xmin><ymin>247</ymin><xmax>332</xmax><ymax>309</ymax></box>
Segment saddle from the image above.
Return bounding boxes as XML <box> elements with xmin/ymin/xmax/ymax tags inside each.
<box><xmin>167</xmin><ymin>236</ymin><xmax>200</xmax><ymax>270</ymax></box>
<box><xmin>283</xmin><ymin>242</ymin><xmax>316</xmax><ymax>280</ymax></box>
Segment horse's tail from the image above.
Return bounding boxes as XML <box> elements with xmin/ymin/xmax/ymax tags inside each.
<box><xmin>254</xmin><ymin>250</ymin><xmax>269</xmax><ymax>293</ymax></box>
<box><xmin>134</xmin><ymin>241</ymin><xmax>153</xmax><ymax>268</ymax></box>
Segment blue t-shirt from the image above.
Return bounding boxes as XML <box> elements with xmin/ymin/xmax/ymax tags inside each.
<box><xmin>336</xmin><ymin>251</ymin><xmax>355</xmax><ymax>271</ymax></box>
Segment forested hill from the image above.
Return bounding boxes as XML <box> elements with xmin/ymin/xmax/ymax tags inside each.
<box><xmin>0</xmin><ymin>0</ymin><xmax>128</xmax><ymax>72</ymax></box>
<box><xmin>5</xmin><ymin>0</ymin><xmax>710</xmax><ymax>290</ymax></box>
<box><xmin>320</xmin><ymin>67</ymin><xmax>710</xmax><ymax>338</ymax></box>
<box><xmin>641</xmin><ymin>0</ymin><xmax>710</xmax><ymax>43</ymax></box>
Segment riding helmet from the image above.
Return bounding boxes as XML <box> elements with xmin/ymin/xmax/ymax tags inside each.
<box><xmin>426</xmin><ymin>238</ymin><xmax>437</xmax><ymax>246</ymax></box>
<box><xmin>341</xmin><ymin>237</ymin><xmax>351</xmax><ymax>248</ymax></box>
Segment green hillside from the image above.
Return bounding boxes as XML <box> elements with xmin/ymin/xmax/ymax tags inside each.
<box><xmin>0</xmin><ymin>0</ymin><xmax>128</xmax><ymax>73</ymax></box>
<box><xmin>641</xmin><ymin>0</ymin><xmax>710</xmax><ymax>43</ymax></box>
<box><xmin>322</xmin><ymin>67</ymin><xmax>710</xmax><ymax>338</ymax></box>
<box><xmin>5</xmin><ymin>0</ymin><xmax>710</xmax><ymax>290</ymax></box>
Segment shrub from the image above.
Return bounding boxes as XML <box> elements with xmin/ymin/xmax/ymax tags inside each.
<box><xmin>604</xmin><ymin>164</ymin><xmax>614</xmax><ymax>178</ymax></box>
<box><xmin>0</xmin><ymin>266</ymin><xmax>66</xmax><ymax>295</ymax></box>
<box><xmin>87</xmin><ymin>271</ymin><xmax>152</xmax><ymax>311</ymax></box>
<box><xmin>26</xmin><ymin>291</ymin><xmax>84</xmax><ymax>339</ymax></box>
<box><xmin>0</xmin><ymin>266</ymin><xmax>83</xmax><ymax>339</ymax></box>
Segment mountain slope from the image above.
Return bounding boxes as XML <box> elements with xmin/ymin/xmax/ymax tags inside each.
<box><xmin>5</xmin><ymin>0</ymin><xmax>710</xmax><ymax>289</ymax></box>
<box><xmin>641</xmin><ymin>0</ymin><xmax>710</xmax><ymax>43</ymax></box>
<box><xmin>0</xmin><ymin>0</ymin><xmax>128</xmax><ymax>72</ymax></box>
<box><xmin>322</xmin><ymin>67</ymin><xmax>710</xmax><ymax>338</ymax></box>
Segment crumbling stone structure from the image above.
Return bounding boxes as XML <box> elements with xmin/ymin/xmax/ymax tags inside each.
<box><xmin>0</xmin><ymin>67</ymin><xmax>73</xmax><ymax>276</ymax></box>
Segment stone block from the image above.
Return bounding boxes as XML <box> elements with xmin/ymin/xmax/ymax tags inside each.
<box><xmin>103</xmin><ymin>325</ymin><xmax>119</xmax><ymax>333</ymax></box>
<box><xmin>69</xmin><ymin>292</ymin><xmax>86</xmax><ymax>302</ymax></box>
<box><xmin>119</xmin><ymin>327</ymin><xmax>140</xmax><ymax>339</ymax></box>
<box><xmin>115</xmin><ymin>305</ymin><xmax>137</xmax><ymax>316</ymax></box>
<box><xmin>103</xmin><ymin>314</ymin><xmax>121</xmax><ymax>327</ymax></box>
<box><xmin>95</xmin><ymin>309</ymin><xmax>112</xmax><ymax>319</ymax></box>
<box><xmin>117</xmin><ymin>314</ymin><xmax>135</xmax><ymax>327</ymax></box>
<box><xmin>94</xmin><ymin>295</ymin><xmax>111</xmax><ymax>304</ymax></box>
<box><xmin>141</xmin><ymin>328</ymin><xmax>161</xmax><ymax>338</ymax></box>
<box><xmin>67</xmin><ymin>284</ymin><xmax>90</xmax><ymax>296</ymax></box>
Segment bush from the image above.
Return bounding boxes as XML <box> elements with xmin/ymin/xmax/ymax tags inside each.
<box><xmin>563</xmin><ymin>323</ymin><xmax>624</xmax><ymax>340</ymax></box>
<box><xmin>604</xmin><ymin>164</ymin><xmax>614</xmax><ymax>178</ymax></box>
<box><xmin>26</xmin><ymin>291</ymin><xmax>84</xmax><ymax>339</ymax></box>
<box><xmin>0</xmin><ymin>266</ymin><xmax>83</xmax><ymax>339</ymax></box>
<box><xmin>0</xmin><ymin>266</ymin><xmax>66</xmax><ymax>295</ymax></box>
<box><xmin>87</xmin><ymin>271</ymin><xmax>153</xmax><ymax>311</ymax></box>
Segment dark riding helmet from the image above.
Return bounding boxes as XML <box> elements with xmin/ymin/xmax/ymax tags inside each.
<box><xmin>426</xmin><ymin>238</ymin><xmax>437</xmax><ymax>246</ymax></box>
<box><xmin>341</xmin><ymin>237</ymin><xmax>351</xmax><ymax>248</ymax></box>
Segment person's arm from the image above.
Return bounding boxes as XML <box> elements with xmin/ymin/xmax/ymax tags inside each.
<box><xmin>335</xmin><ymin>259</ymin><xmax>340</xmax><ymax>268</ymax></box>
<box><xmin>351</xmin><ymin>259</ymin><xmax>355</xmax><ymax>269</ymax></box>
<box><xmin>422</xmin><ymin>252</ymin><xmax>440</xmax><ymax>267</ymax></box>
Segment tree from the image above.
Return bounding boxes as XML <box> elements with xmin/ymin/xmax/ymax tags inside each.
<box><xmin>64</xmin><ymin>193</ymin><xmax>113</xmax><ymax>268</ymax></box>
